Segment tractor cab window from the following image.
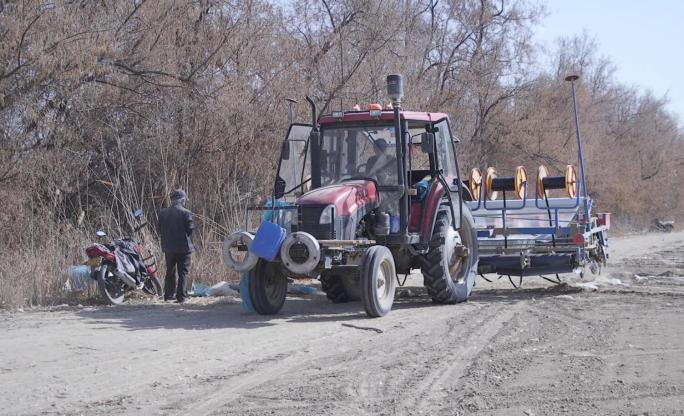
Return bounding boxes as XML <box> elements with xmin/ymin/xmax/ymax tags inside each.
<box><xmin>319</xmin><ymin>125</ymin><xmax>398</xmax><ymax>186</ymax></box>
<box><xmin>274</xmin><ymin>124</ymin><xmax>311</xmax><ymax>202</ymax></box>
<box><xmin>408</xmin><ymin>125</ymin><xmax>435</xmax><ymax>183</ymax></box>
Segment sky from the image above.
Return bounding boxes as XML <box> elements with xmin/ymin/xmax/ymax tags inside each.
<box><xmin>534</xmin><ymin>1</ymin><xmax>684</xmax><ymax>123</ymax></box>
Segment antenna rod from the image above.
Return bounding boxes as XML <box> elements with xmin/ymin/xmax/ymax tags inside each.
<box><xmin>565</xmin><ymin>75</ymin><xmax>590</xmax><ymax>230</ymax></box>
<box><xmin>339</xmin><ymin>25</ymin><xmax>344</xmax><ymax>111</ymax></box>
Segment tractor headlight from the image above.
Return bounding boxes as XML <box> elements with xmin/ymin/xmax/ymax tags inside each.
<box><xmin>319</xmin><ymin>205</ymin><xmax>335</xmax><ymax>225</ymax></box>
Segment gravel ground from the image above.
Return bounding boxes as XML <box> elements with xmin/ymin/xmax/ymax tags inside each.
<box><xmin>1</xmin><ymin>232</ymin><xmax>683</xmax><ymax>415</ymax></box>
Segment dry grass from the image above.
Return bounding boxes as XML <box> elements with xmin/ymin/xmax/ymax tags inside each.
<box><xmin>1</xmin><ymin>1</ymin><xmax>682</xmax><ymax>308</ymax></box>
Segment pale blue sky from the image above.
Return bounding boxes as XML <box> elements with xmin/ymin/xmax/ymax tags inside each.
<box><xmin>534</xmin><ymin>1</ymin><xmax>684</xmax><ymax>124</ymax></box>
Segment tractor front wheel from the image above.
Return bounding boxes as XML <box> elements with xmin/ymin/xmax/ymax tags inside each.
<box><xmin>420</xmin><ymin>207</ymin><xmax>479</xmax><ymax>303</ymax></box>
<box><xmin>360</xmin><ymin>246</ymin><xmax>397</xmax><ymax>317</ymax></box>
<box><xmin>248</xmin><ymin>260</ymin><xmax>287</xmax><ymax>315</ymax></box>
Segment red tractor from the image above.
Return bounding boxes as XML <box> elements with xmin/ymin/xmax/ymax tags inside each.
<box><xmin>224</xmin><ymin>75</ymin><xmax>478</xmax><ymax>317</ymax></box>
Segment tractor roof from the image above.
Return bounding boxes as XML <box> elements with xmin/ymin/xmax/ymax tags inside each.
<box><xmin>318</xmin><ymin>110</ymin><xmax>449</xmax><ymax>125</ymax></box>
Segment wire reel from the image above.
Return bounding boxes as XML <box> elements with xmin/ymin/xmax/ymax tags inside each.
<box><xmin>484</xmin><ymin>166</ymin><xmax>528</xmax><ymax>200</ymax></box>
<box><xmin>485</xmin><ymin>167</ymin><xmax>498</xmax><ymax>200</ymax></box>
<box><xmin>469</xmin><ymin>168</ymin><xmax>482</xmax><ymax>201</ymax></box>
<box><xmin>537</xmin><ymin>165</ymin><xmax>578</xmax><ymax>198</ymax></box>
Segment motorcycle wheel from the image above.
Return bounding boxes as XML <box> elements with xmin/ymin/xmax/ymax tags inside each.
<box><xmin>143</xmin><ymin>276</ymin><xmax>163</xmax><ymax>297</ymax></box>
<box><xmin>97</xmin><ymin>265</ymin><xmax>126</xmax><ymax>305</ymax></box>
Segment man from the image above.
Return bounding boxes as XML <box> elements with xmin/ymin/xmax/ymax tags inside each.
<box><xmin>365</xmin><ymin>139</ymin><xmax>396</xmax><ymax>183</ymax></box>
<box><xmin>158</xmin><ymin>189</ymin><xmax>195</xmax><ymax>303</ymax></box>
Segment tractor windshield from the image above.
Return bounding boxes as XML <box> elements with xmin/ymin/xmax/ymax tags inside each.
<box><xmin>319</xmin><ymin>124</ymin><xmax>398</xmax><ymax>186</ymax></box>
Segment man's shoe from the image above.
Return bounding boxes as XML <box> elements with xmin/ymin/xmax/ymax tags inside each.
<box><xmin>175</xmin><ymin>298</ymin><xmax>186</xmax><ymax>304</ymax></box>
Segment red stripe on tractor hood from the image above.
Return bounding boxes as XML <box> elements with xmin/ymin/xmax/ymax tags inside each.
<box><xmin>297</xmin><ymin>180</ymin><xmax>378</xmax><ymax>216</ymax></box>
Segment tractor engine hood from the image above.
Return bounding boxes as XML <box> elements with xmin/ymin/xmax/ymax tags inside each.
<box><xmin>297</xmin><ymin>180</ymin><xmax>378</xmax><ymax>216</ymax></box>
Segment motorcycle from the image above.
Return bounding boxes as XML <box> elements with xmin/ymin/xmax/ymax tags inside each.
<box><xmin>84</xmin><ymin>208</ymin><xmax>163</xmax><ymax>305</ymax></box>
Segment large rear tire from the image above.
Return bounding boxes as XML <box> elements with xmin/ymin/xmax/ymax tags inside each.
<box><xmin>320</xmin><ymin>272</ymin><xmax>350</xmax><ymax>303</ymax></box>
<box><xmin>360</xmin><ymin>246</ymin><xmax>397</xmax><ymax>318</ymax></box>
<box><xmin>420</xmin><ymin>207</ymin><xmax>479</xmax><ymax>303</ymax></box>
<box><xmin>248</xmin><ymin>260</ymin><xmax>287</xmax><ymax>315</ymax></box>
<box><xmin>97</xmin><ymin>265</ymin><xmax>126</xmax><ymax>305</ymax></box>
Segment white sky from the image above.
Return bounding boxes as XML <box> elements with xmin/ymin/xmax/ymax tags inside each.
<box><xmin>534</xmin><ymin>0</ymin><xmax>684</xmax><ymax>124</ymax></box>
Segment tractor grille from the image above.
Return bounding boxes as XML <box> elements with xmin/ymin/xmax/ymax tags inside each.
<box><xmin>298</xmin><ymin>206</ymin><xmax>335</xmax><ymax>240</ymax></box>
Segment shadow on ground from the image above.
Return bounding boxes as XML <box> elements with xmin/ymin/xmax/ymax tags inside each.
<box><xmin>74</xmin><ymin>280</ymin><xmax>585</xmax><ymax>332</ymax></box>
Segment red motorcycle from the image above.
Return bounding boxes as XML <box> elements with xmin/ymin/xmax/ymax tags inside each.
<box><xmin>84</xmin><ymin>209</ymin><xmax>163</xmax><ymax>305</ymax></box>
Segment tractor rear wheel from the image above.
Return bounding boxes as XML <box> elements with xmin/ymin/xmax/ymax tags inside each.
<box><xmin>320</xmin><ymin>272</ymin><xmax>350</xmax><ymax>303</ymax></box>
<box><xmin>360</xmin><ymin>246</ymin><xmax>397</xmax><ymax>317</ymax></box>
<box><xmin>248</xmin><ymin>259</ymin><xmax>287</xmax><ymax>315</ymax></box>
<box><xmin>320</xmin><ymin>271</ymin><xmax>361</xmax><ymax>303</ymax></box>
<box><xmin>420</xmin><ymin>207</ymin><xmax>478</xmax><ymax>303</ymax></box>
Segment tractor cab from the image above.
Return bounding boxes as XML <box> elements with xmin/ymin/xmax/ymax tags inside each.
<box><xmin>273</xmin><ymin>108</ymin><xmax>466</xmax><ymax>245</ymax></box>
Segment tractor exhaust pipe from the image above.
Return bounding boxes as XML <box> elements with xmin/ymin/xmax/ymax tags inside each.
<box><xmin>305</xmin><ymin>96</ymin><xmax>317</xmax><ymax>127</ymax></box>
<box><xmin>306</xmin><ymin>96</ymin><xmax>321</xmax><ymax>189</ymax></box>
<box><xmin>387</xmin><ymin>74</ymin><xmax>404</xmax><ymax>106</ymax></box>
<box><xmin>387</xmin><ymin>75</ymin><xmax>408</xmax><ymax>236</ymax></box>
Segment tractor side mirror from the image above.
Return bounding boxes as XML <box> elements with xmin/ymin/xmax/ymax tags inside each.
<box><xmin>280</xmin><ymin>141</ymin><xmax>290</xmax><ymax>160</ymax></box>
<box><xmin>420</xmin><ymin>132</ymin><xmax>435</xmax><ymax>154</ymax></box>
<box><xmin>274</xmin><ymin>176</ymin><xmax>286</xmax><ymax>199</ymax></box>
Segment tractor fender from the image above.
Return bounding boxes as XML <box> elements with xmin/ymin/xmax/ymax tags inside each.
<box><xmin>421</xmin><ymin>181</ymin><xmax>445</xmax><ymax>243</ymax></box>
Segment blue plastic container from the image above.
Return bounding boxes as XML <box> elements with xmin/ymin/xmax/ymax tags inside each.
<box><xmin>240</xmin><ymin>272</ymin><xmax>255</xmax><ymax>313</ymax></box>
<box><xmin>390</xmin><ymin>216</ymin><xmax>400</xmax><ymax>233</ymax></box>
<box><xmin>250</xmin><ymin>220</ymin><xmax>287</xmax><ymax>261</ymax></box>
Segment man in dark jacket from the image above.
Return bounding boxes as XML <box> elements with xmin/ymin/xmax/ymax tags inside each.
<box><xmin>158</xmin><ymin>189</ymin><xmax>195</xmax><ymax>303</ymax></box>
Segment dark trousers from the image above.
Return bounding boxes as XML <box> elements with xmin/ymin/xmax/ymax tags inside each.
<box><xmin>164</xmin><ymin>252</ymin><xmax>191</xmax><ymax>300</ymax></box>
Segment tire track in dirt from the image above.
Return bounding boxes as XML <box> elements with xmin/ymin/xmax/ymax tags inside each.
<box><xmin>395</xmin><ymin>302</ymin><xmax>525</xmax><ymax>413</ymax></box>
<box><xmin>200</xmin><ymin>301</ymin><xmax>518</xmax><ymax>416</ymax></box>
<box><xmin>434</xmin><ymin>291</ymin><xmax>684</xmax><ymax>415</ymax></box>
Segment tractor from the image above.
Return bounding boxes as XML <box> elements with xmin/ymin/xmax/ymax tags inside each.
<box><xmin>224</xmin><ymin>75</ymin><xmax>478</xmax><ymax>317</ymax></box>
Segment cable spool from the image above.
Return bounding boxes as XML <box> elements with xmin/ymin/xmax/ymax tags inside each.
<box><xmin>469</xmin><ymin>168</ymin><xmax>482</xmax><ymax>201</ymax></box>
<box><xmin>485</xmin><ymin>166</ymin><xmax>528</xmax><ymax>200</ymax></box>
<box><xmin>537</xmin><ymin>164</ymin><xmax>578</xmax><ymax>198</ymax></box>
<box><xmin>485</xmin><ymin>167</ymin><xmax>498</xmax><ymax>200</ymax></box>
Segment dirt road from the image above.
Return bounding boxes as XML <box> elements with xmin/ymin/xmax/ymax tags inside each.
<box><xmin>2</xmin><ymin>232</ymin><xmax>683</xmax><ymax>415</ymax></box>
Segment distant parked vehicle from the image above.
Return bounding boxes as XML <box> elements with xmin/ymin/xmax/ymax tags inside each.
<box><xmin>84</xmin><ymin>209</ymin><xmax>162</xmax><ymax>305</ymax></box>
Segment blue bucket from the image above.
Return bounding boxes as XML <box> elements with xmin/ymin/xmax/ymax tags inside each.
<box><xmin>250</xmin><ymin>221</ymin><xmax>287</xmax><ymax>261</ymax></box>
<box><xmin>390</xmin><ymin>216</ymin><xmax>400</xmax><ymax>233</ymax></box>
